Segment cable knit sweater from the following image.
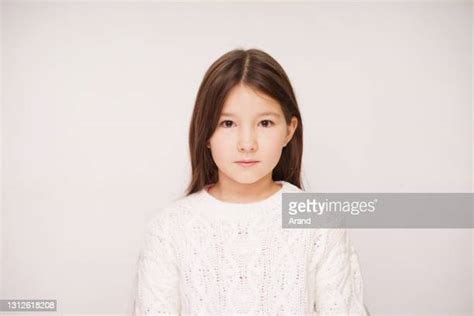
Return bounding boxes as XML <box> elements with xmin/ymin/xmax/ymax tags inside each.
<box><xmin>133</xmin><ymin>181</ymin><xmax>367</xmax><ymax>315</ymax></box>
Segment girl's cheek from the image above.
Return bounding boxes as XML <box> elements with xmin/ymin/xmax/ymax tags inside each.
<box><xmin>210</xmin><ymin>133</ymin><xmax>235</xmax><ymax>150</ymax></box>
<box><xmin>260</xmin><ymin>131</ymin><xmax>286</xmax><ymax>146</ymax></box>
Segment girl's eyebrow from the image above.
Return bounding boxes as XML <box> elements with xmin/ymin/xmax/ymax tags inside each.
<box><xmin>220</xmin><ymin>111</ymin><xmax>281</xmax><ymax>118</ymax></box>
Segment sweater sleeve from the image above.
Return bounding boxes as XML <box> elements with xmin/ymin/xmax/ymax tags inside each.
<box><xmin>313</xmin><ymin>229</ymin><xmax>367</xmax><ymax>316</ymax></box>
<box><xmin>133</xmin><ymin>214</ymin><xmax>181</xmax><ymax>315</ymax></box>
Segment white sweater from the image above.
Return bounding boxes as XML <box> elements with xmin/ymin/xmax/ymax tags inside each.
<box><xmin>133</xmin><ymin>181</ymin><xmax>367</xmax><ymax>315</ymax></box>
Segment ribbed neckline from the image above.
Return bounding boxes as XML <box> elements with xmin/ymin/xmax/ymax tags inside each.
<box><xmin>195</xmin><ymin>180</ymin><xmax>292</xmax><ymax>222</ymax></box>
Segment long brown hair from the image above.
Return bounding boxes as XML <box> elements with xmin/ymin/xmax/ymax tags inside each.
<box><xmin>186</xmin><ymin>48</ymin><xmax>304</xmax><ymax>195</ymax></box>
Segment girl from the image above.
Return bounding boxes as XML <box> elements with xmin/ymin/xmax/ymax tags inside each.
<box><xmin>133</xmin><ymin>48</ymin><xmax>368</xmax><ymax>315</ymax></box>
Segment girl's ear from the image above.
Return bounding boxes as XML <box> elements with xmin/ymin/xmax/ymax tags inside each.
<box><xmin>284</xmin><ymin>116</ymin><xmax>298</xmax><ymax>146</ymax></box>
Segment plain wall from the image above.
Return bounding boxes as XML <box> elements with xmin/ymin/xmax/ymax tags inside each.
<box><xmin>2</xmin><ymin>1</ymin><xmax>472</xmax><ymax>315</ymax></box>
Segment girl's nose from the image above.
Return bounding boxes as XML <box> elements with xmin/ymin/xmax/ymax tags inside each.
<box><xmin>238</xmin><ymin>141</ymin><xmax>257</xmax><ymax>153</ymax></box>
<box><xmin>237</xmin><ymin>129</ymin><xmax>258</xmax><ymax>152</ymax></box>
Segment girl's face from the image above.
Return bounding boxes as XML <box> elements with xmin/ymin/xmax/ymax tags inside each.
<box><xmin>208</xmin><ymin>83</ymin><xmax>298</xmax><ymax>185</ymax></box>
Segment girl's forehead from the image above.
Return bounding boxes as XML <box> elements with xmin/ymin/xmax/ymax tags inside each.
<box><xmin>221</xmin><ymin>84</ymin><xmax>283</xmax><ymax>115</ymax></box>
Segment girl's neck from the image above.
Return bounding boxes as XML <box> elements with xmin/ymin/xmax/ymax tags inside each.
<box><xmin>208</xmin><ymin>176</ymin><xmax>282</xmax><ymax>204</ymax></box>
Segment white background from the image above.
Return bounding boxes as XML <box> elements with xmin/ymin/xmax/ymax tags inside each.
<box><xmin>1</xmin><ymin>1</ymin><xmax>472</xmax><ymax>315</ymax></box>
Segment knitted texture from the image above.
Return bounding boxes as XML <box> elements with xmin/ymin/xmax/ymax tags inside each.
<box><xmin>133</xmin><ymin>181</ymin><xmax>367</xmax><ymax>315</ymax></box>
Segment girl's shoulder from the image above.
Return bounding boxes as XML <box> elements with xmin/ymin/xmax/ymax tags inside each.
<box><xmin>145</xmin><ymin>189</ymin><xmax>206</xmax><ymax>231</ymax></box>
<box><xmin>282</xmin><ymin>181</ymin><xmax>305</xmax><ymax>193</ymax></box>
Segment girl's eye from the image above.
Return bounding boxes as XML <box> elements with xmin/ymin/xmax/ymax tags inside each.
<box><xmin>260</xmin><ymin>120</ymin><xmax>274</xmax><ymax>128</ymax></box>
<box><xmin>220</xmin><ymin>120</ymin><xmax>235</xmax><ymax>128</ymax></box>
<box><xmin>219</xmin><ymin>120</ymin><xmax>274</xmax><ymax>128</ymax></box>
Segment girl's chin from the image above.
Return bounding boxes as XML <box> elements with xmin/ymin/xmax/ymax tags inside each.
<box><xmin>227</xmin><ymin>175</ymin><xmax>270</xmax><ymax>185</ymax></box>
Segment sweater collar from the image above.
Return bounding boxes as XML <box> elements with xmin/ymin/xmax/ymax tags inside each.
<box><xmin>195</xmin><ymin>180</ymin><xmax>296</xmax><ymax>222</ymax></box>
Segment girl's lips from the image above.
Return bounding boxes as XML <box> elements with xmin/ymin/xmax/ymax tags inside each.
<box><xmin>235</xmin><ymin>161</ymin><xmax>260</xmax><ymax>167</ymax></box>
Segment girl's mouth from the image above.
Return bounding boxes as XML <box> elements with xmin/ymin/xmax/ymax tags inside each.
<box><xmin>235</xmin><ymin>161</ymin><xmax>260</xmax><ymax>167</ymax></box>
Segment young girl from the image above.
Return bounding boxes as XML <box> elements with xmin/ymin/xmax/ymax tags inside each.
<box><xmin>133</xmin><ymin>48</ymin><xmax>368</xmax><ymax>315</ymax></box>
